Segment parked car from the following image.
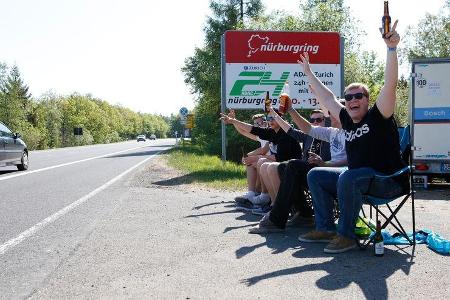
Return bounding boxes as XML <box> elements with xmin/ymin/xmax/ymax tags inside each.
<box><xmin>149</xmin><ymin>134</ymin><xmax>157</xmax><ymax>140</ymax></box>
<box><xmin>136</xmin><ymin>134</ymin><xmax>146</xmax><ymax>142</ymax></box>
<box><xmin>0</xmin><ymin>122</ymin><xmax>29</xmax><ymax>170</ymax></box>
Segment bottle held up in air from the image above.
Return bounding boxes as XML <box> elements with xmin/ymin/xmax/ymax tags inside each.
<box><xmin>279</xmin><ymin>81</ymin><xmax>291</xmax><ymax>115</ymax></box>
<box><xmin>381</xmin><ymin>1</ymin><xmax>391</xmax><ymax>38</ymax></box>
<box><xmin>264</xmin><ymin>91</ymin><xmax>271</xmax><ymax>113</ymax></box>
<box><xmin>374</xmin><ymin>220</ymin><xmax>385</xmax><ymax>257</ymax></box>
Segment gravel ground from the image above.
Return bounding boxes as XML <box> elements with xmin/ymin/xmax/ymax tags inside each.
<box><xmin>30</xmin><ymin>155</ymin><xmax>450</xmax><ymax>299</ymax></box>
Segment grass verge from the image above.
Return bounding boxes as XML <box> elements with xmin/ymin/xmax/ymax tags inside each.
<box><xmin>164</xmin><ymin>142</ymin><xmax>247</xmax><ymax>190</ymax></box>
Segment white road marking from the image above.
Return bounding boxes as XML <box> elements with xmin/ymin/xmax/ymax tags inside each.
<box><xmin>0</xmin><ymin>150</ymin><xmax>165</xmax><ymax>256</ymax></box>
<box><xmin>0</xmin><ymin>145</ymin><xmax>150</xmax><ymax>182</ymax></box>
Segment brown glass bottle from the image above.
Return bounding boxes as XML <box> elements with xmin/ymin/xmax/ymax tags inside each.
<box><xmin>264</xmin><ymin>91</ymin><xmax>271</xmax><ymax>113</ymax></box>
<box><xmin>381</xmin><ymin>1</ymin><xmax>391</xmax><ymax>38</ymax></box>
<box><xmin>374</xmin><ymin>220</ymin><xmax>384</xmax><ymax>257</ymax></box>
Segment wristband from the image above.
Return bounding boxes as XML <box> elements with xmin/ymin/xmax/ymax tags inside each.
<box><xmin>388</xmin><ymin>47</ymin><xmax>397</xmax><ymax>51</ymax></box>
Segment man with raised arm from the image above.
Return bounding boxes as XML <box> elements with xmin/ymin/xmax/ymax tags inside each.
<box><xmin>249</xmin><ymin>96</ymin><xmax>347</xmax><ymax>234</ymax></box>
<box><xmin>248</xmin><ymin>106</ymin><xmax>331</xmax><ymax>217</ymax></box>
<box><xmin>297</xmin><ymin>20</ymin><xmax>408</xmax><ymax>253</ymax></box>
<box><xmin>220</xmin><ymin>109</ymin><xmax>302</xmax><ymax>206</ymax></box>
<box><xmin>227</xmin><ymin>110</ymin><xmax>271</xmax><ymax>204</ymax></box>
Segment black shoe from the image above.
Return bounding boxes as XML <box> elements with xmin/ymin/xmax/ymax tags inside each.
<box><xmin>235</xmin><ymin>199</ymin><xmax>255</xmax><ymax>212</ymax></box>
<box><xmin>249</xmin><ymin>215</ymin><xmax>284</xmax><ymax>234</ymax></box>
<box><xmin>286</xmin><ymin>212</ymin><xmax>315</xmax><ymax>228</ymax></box>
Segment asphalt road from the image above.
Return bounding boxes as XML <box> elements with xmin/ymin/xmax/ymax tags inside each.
<box><xmin>1</xmin><ymin>140</ymin><xmax>449</xmax><ymax>299</ymax></box>
<box><xmin>0</xmin><ymin>139</ymin><xmax>175</xmax><ymax>299</ymax></box>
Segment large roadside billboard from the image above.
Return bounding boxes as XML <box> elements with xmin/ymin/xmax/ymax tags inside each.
<box><xmin>223</xmin><ymin>31</ymin><xmax>343</xmax><ymax>110</ymax></box>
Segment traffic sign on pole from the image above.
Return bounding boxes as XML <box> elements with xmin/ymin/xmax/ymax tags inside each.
<box><xmin>185</xmin><ymin>114</ymin><xmax>194</xmax><ymax>129</ymax></box>
<box><xmin>179</xmin><ymin>107</ymin><xmax>189</xmax><ymax>117</ymax></box>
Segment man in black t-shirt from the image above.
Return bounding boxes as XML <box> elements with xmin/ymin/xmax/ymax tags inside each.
<box><xmin>296</xmin><ymin>20</ymin><xmax>405</xmax><ymax>254</ymax></box>
<box><xmin>220</xmin><ymin>110</ymin><xmax>302</xmax><ymax>206</ymax></box>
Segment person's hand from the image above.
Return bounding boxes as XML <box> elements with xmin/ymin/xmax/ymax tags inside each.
<box><xmin>228</xmin><ymin>109</ymin><xmax>236</xmax><ymax>119</ymax></box>
<box><xmin>383</xmin><ymin>20</ymin><xmax>400</xmax><ymax>48</ymax></box>
<box><xmin>242</xmin><ymin>155</ymin><xmax>259</xmax><ymax>166</ymax></box>
<box><xmin>297</xmin><ymin>52</ymin><xmax>313</xmax><ymax>76</ymax></box>
<box><xmin>219</xmin><ymin>112</ymin><xmax>233</xmax><ymax>124</ymax></box>
<box><xmin>307</xmin><ymin>152</ymin><xmax>325</xmax><ymax>166</ymax></box>
<box><xmin>268</xmin><ymin>106</ymin><xmax>277</xmax><ymax>118</ymax></box>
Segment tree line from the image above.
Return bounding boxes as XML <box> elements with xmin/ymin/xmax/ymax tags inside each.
<box><xmin>0</xmin><ymin>64</ymin><xmax>170</xmax><ymax>150</ymax></box>
<box><xmin>182</xmin><ymin>0</ymin><xmax>449</xmax><ymax>162</ymax></box>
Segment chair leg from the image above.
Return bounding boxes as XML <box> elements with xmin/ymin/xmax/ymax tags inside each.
<box><xmin>386</xmin><ymin>204</ymin><xmax>414</xmax><ymax>245</ymax></box>
<box><xmin>412</xmin><ymin>190</ymin><xmax>416</xmax><ymax>246</ymax></box>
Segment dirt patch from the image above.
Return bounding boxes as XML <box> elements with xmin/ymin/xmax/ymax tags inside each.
<box><xmin>127</xmin><ymin>154</ymin><xmax>220</xmax><ymax>192</ymax></box>
<box><xmin>129</xmin><ymin>154</ymin><xmax>450</xmax><ymax>201</ymax></box>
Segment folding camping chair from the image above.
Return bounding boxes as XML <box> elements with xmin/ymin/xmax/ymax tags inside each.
<box><xmin>358</xmin><ymin>125</ymin><xmax>416</xmax><ymax>247</ymax></box>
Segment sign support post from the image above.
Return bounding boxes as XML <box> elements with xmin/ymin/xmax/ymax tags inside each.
<box><xmin>221</xmin><ymin>34</ymin><xmax>227</xmax><ymax>161</ymax></box>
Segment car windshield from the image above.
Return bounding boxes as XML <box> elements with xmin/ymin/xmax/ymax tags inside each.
<box><xmin>0</xmin><ymin>122</ymin><xmax>12</xmax><ymax>134</ymax></box>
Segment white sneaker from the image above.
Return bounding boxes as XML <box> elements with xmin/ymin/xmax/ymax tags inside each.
<box><xmin>251</xmin><ymin>193</ymin><xmax>270</xmax><ymax>205</ymax></box>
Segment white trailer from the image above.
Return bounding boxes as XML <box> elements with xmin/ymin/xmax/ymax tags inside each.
<box><xmin>410</xmin><ymin>58</ymin><xmax>450</xmax><ymax>186</ymax></box>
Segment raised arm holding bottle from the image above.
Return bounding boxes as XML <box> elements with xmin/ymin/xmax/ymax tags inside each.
<box><xmin>298</xmin><ymin>12</ymin><xmax>406</xmax><ymax>254</ymax></box>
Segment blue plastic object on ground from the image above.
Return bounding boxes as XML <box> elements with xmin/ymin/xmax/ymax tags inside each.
<box><xmin>426</xmin><ymin>231</ymin><xmax>450</xmax><ymax>255</ymax></box>
<box><xmin>369</xmin><ymin>229</ymin><xmax>450</xmax><ymax>255</ymax></box>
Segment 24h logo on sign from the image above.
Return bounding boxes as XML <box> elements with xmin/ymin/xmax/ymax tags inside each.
<box><xmin>229</xmin><ymin>71</ymin><xmax>289</xmax><ymax>96</ymax></box>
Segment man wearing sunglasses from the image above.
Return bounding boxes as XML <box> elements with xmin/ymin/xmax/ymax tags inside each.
<box><xmin>226</xmin><ymin>110</ymin><xmax>271</xmax><ymax>204</ymax></box>
<box><xmin>296</xmin><ymin>20</ymin><xmax>407</xmax><ymax>254</ymax></box>
<box><xmin>248</xmin><ymin>108</ymin><xmax>331</xmax><ymax>216</ymax></box>
<box><xmin>249</xmin><ymin>96</ymin><xmax>348</xmax><ymax>233</ymax></box>
<box><xmin>220</xmin><ymin>109</ymin><xmax>302</xmax><ymax>207</ymax></box>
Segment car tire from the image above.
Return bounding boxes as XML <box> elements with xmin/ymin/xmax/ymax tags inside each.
<box><xmin>17</xmin><ymin>151</ymin><xmax>29</xmax><ymax>171</ymax></box>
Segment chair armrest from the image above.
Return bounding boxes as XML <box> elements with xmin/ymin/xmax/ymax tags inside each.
<box><xmin>372</xmin><ymin>166</ymin><xmax>411</xmax><ymax>179</ymax></box>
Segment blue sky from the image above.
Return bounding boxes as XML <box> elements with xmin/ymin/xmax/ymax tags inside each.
<box><xmin>0</xmin><ymin>0</ymin><xmax>445</xmax><ymax>116</ymax></box>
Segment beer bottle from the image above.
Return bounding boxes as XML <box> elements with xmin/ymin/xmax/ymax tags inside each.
<box><xmin>279</xmin><ymin>81</ymin><xmax>290</xmax><ymax>114</ymax></box>
<box><xmin>374</xmin><ymin>220</ymin><xmax>384</xmax><ymax>257</ymax></box>
<box><xmin>381</xmin><ymin>1</ymin><xmax>391</xmax><ymax>38</ymax></box>
<box><xmin>264</xmin><ymin>91</ymin><xmax>271</xmax><ymax>113</ymax></box>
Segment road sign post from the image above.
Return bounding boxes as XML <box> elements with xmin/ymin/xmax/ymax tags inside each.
<box><xmin>221</xmin><ymin>34</ymin><xmax>227</xmax><ymax>161</ymax></box>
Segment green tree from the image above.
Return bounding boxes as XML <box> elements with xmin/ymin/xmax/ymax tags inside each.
<box><xmin>0</xmin><ymin>65</ymin><xmax>31</xmax><ymax>131</ymax></box>
<box><xmin>183</xmin><ymin>0</ymin><xmax>387</xmax><ymax>160</ymax></box>
<box><xmin>168</xmin><ymin>114</ymin><xmax>185</xmax><ymax>138</ymax></box>
<box><xmin>39</xmin><ymin>92</ymin><xmax>63</xmax><ymax>148</ymax></box>
<box><xmin>401</xmin><ymin>2</ymin><xmax>450</xmax><ymax>60</ymax></box>
<box><xmin>0</xmin><ymin>63</ymin><xmax>7</xmax><ymax>124</ymax></box>
<box><xmin>1</xmin><ymin>61</ymin><xmax>170</xmax><ymax>149</ymax></box>
<box><xmin>394</xmin><ymin>76</ymin><xmax>409</xmax><ymax>127</ymax></box>
<box><xmin>182</xmin><ymin>0</ymin><xmax>263</xmax><ymax>156</ymax></box>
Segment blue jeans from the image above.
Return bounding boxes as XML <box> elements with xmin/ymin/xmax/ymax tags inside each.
<box><xmin>307</xmin><ymin>167</ymin><xmax>404</xmax><ymax>239</ymax></box>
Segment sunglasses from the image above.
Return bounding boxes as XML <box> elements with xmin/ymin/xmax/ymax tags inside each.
<box><xmin>309</xmin><ymin>117</ymin><xmax>324</xmax><ymax>123</ymax></box>
<box><xmin>344</xmin><ymin>92</ymin><xmax>366</xmax><ymax>101</ymax></box>
<box><xmin>266</xmin><ymin>116</ymin><xmax>275</xmax><ymax>121</ymax></box>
